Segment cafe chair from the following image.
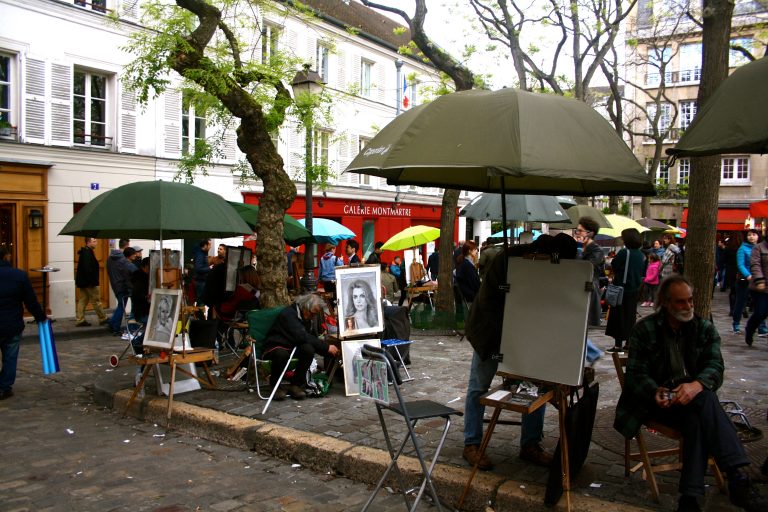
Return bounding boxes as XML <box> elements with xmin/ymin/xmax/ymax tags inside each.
<box><xmin>359</xmin><ymin>344</ymin><xmax>462</xmax><ymax>512</ymax></box>
<box><xmin>245</xmin><ymin>307</ymin><xmax>296</xmax><ymax>414</ymax></box>
<box><xmin>611</xmin><ymin>352</ymin><xmax>726</xmax><ymax>501</ymax></box>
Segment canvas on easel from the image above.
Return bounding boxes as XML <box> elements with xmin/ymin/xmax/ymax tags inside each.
<box><xmin>225</xmin><ymin>246</ymin><xmax>253</xmax><ymax>292</ymax></box>
<box><xmin>143</xmin><ymin>289</ymin><xmax>183</xmax><ymax>349</ymax></box>
<box><xmin>498</xmin><ymin>257</ymin><xmax>592</xmax><ymax>386</ymax></box>
<box><xmin>336</xmin><ymin>266</ymin><xmax>383</xmax><ymax>338</ymax></box>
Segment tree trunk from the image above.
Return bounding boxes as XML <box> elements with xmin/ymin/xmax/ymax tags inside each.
<box><xmin>436</xmin><ymin>189</ymin><xmax>460</xmax><ymax>312</ymax></box>
<box><xmin>685</xmin><ymin>0</ymin><xmax>733</xmax><ymax>319</ymax></box>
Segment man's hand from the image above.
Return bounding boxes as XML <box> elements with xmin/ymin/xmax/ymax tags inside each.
<box><xmin>756</xmin><ymin>281</ymin><xmax>766</xmax><ymax>291</ymax></box>
<box><xmin>655</xmin><ymin>387</ymin><xmax>674</xmax><ymax>408</ymax></box>
<box><xmin>672</xmin><ymin>381</ymin><xmax>703</xmax><ymax>406</ymax></box>
<box><xmin>327</xmin><ymin>344</ymin><xmax>339</xmax><ymax>357</ymax></box>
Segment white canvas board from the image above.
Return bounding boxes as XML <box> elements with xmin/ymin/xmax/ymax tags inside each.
<box><xmin>498</xmin><ymin>258</ymin><xmax>592</xmax><ymax>386</ymax></box>
<box><xmin>153</xmin><ymin>363</ymin><xmax>201</xmax><ymax>396</ymax></box>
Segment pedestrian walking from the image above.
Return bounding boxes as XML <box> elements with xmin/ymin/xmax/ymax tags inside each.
<box><xmin>733</xmin><ymin>229</ymin><xmax>759</xmax><ymax>334</ymax></box>
<box><xmin>0</xmin><ymin>246</ymin><xmax>47</xmax><ymax>400</ymax></box>
<box><xmin>75</xmin><ymin>237</ymin><xmax>108</xmax><ymax>327</ymax></box>
<box><xmin>605</xmin><ymin>228</ymin><xmax>645</xmax><ymax>353</ymax></box>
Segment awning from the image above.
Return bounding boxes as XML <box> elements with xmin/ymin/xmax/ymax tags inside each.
<box><xmin>681</xmin><ymin>208</ymin><xmax>749</xmax><ymax>231</ymax></box>
<box><xmin>749</xmin><ymin>200</ymin><xmax>768</xmax><ymax>218</ymax></box>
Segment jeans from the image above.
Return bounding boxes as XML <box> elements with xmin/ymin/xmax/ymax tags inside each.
<box><xmin>649</xmin><ymin>390</ymin><xmax>749</xmax><ymax>496</ymax></box>
<box><xmin>732</xmin><ymin>279</ymin><xmax>749</xmax><ymax>326</ymax></box>
<box><xmin>195</xmin><ymin>280</ymin><xmax>206</xmax><ymax>306</ymax></box>
<box><xmin>464</xmin><ymin>351</ymin><xmax>545</xmax><ymax>448</ymax></box>
<box><xmin>585</xmin><ymin>339</ymin><xmax>603</xmax><ymax>363</ymax></box>
<box><xmin>109</xmin><ymin>292</ymin><xmax>129</xmax><ymax>332</ymax></box>
<box><xmin>0</xmin><ymin>334</ymin><xmax>21</xmax><ymax>392</ymax></box>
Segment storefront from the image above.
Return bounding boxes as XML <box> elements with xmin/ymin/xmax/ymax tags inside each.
<box><xmin>242</xmin><ymin>192</ymin><xmax>457</xmax><ymax>264</ymax></box>
<box><xmin>681</xmin><ymin>207</ymin><xmax>750</xmax><ymax>232</ymax></box>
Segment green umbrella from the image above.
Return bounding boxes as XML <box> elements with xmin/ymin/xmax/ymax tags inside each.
<box><xmin>381</xmin><ymin>225</ymin><xmax>441</xmax><ymax>251</ymax></box>
<box><xmin>460</xmin><ymin>193</ymin><xmax>568</xmax><ymax>222</ymax></box>
<box><xmin>550</xmin><ymin>204</ymin><xmax>613</xmax><ymax>230</ymax></box>
<box><xmin>345</xmin><ymin>88</ymin><xmax>654</xmax><ymax>196</ymax></box>
<box><xmin>636</xmin><ymin>217</ymin><xmax>674</xmax><ymax>231</ymax></box>
<box><xmin>227</xmin><ymin>201</ymin><xmax>314</xmax><ymax>246</ymax></box>
<box><xmin>599</xmin><ymin>214</ymin><xmax>650</xmax><ymax>238</ymax></box>
<box><xmin>668</xmin><ymin>57</ymin><xmax>768</xmax><ymax>157</ymax></box>
<box><xmin>60</xmin><ymin>181</ymin><xmax>252</xmax><ymax>239</ymax></box>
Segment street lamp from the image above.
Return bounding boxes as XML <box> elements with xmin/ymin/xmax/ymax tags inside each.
<box><xmin>291</xmin><ymin>64</ymin><xmax>326</xmax><ymax>292</ymax></box>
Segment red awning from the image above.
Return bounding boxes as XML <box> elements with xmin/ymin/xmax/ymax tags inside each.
<box><xmin>681</xmin><ymin>208</ymin><xmax>749</xmax><ymax>231</ymax></box>
<box><xmin>750</xmin><ymin>200</ymin><xmax>768</xmax><ymax>218</ymax></box>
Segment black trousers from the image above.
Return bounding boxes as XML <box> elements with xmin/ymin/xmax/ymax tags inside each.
<box><xmin>263</xmin><ymin>343</ymin><xmax>315</xmax><ymax>388</ymax></box>
<box><xmin>648</xmin><ymin>389</ymin><xmax>749</xmax><ymax>496</ymax></box>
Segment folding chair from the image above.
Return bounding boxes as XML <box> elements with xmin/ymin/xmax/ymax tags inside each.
<box><xmin>611</xmin><ymin>352</ymin><xmax>726</xmax><ymax>501</ymax></box>
<box><xmin>245</xmin><ymin>307</ymin><xmax>296</xmax><ymax>414</ymax></box>
<box><xmin>360</xmin><ymin>344</ymin><xmax>462</xmax><ymax>512</ymax></box>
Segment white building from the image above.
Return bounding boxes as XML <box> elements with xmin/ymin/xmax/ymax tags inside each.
<box><xmin>0</xmin><ymin>0</ymin><xmax>464</xmax><ymax>318</ymax></box>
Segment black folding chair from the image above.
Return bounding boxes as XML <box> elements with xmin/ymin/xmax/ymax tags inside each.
<box><xmin>360</xmin><ymin>344</ymin><xmax>462</xmax><ymax>512</ymax></box>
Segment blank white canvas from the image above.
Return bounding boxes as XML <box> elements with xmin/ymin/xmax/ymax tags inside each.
<box><xmin>498</xmin><ymin>258</ymin><xmax>592</xmax><ymax>386</ymax></box>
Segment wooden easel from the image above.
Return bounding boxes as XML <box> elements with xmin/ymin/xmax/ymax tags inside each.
<box><xmin>458</xmin><ymin>372</ymin><xmax>575</xmax><ymax>511</ymax></box>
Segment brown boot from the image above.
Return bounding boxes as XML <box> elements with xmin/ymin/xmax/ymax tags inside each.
<box><xmin>286</xmin><ymin>384</ymin><xmax>306</xmax><ymax>400</ymax></box>
<box><xmin>463</xmin><ymin>444</ymin><xmax>494</xmax><ymax>471</ymax></box>
<box><xmin>519</xmin><ymin>443</ymin><xmax>553</xmax><ymax>467</ymax></box>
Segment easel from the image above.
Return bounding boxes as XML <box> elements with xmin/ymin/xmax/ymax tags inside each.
<box><xmin>458</xmin><ymin>372</ymin><xmax>574</xmax><ymax>511</ymax></box>
<box><xmin>123</xmin><ymin>254</ymin><xmax>216</xmax><ymax>423</ymax></box>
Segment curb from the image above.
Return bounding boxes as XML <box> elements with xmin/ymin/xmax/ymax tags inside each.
<box><xmin>99</xmin><ymin>384</ymin><xmax>653</xmax><ymax>512</ymax></box>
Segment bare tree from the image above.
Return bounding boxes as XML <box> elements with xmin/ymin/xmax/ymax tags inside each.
<box><xmin>361</xmin><ymin>0</ymin><xmax>475</xmax><ymax>314</ymax></box>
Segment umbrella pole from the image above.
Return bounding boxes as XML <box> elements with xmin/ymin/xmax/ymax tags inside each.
<box><xmin>500</xmin><ymin>181</ymin><xmax>509</xmax><ymax>287</ymax></box>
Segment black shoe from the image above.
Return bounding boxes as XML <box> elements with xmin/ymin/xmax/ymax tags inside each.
<box><xmin>746</xmin><ymin>331</ymin><xmax>755</xmax><ymax>347</ymax></box>
<box><xmin>676</xmin><ymin>495</ymin><xmax>701</xmax><ymax>512</ymax></box>
<box><xmin>0</xmin><ymin>389</ymin><xmax>13</xmax><ymax>400</ymax></box>
<box><xmin>606</xmin><ymin>346</ymin><xmax>624</xmax><ymax>354</ymax></box>
<box><xmin>730</xmin><ymin>475</ymin><xmax>768</xmax><ymax>512</ymax></box>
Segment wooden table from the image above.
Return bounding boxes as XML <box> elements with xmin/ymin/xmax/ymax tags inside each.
<box><xmin>405</xmin><ymin>284</ymin><xmax>437</xmax><ymax>310</ymax></box>
<box><xmin>458</xmin><ymin>374</ymin><xmax>574</xmax><ymax>511</ymax></box>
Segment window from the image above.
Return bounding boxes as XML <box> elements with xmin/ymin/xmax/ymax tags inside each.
<box><xmin>181</xmin><ymin>92</ymin><xmax>206</xmax><ymax>155</ymax></box>
<box><xmin>0</xmin><ymin>54</ymin><xmax>11</xmax><ymax>127</ymax></box>
<box><xmin>656</xmin><ymin>159</ymin><xmax>669</xmax><ymax>184</ymax></box>
<box><xmin>729</xmin><ymin>37</ymin><xmax>753</xmax><ymax>67</ymax></box>
<box><xmin>678</xmin><ymin>158</ymin><xmax>690</xmax><ymax>185</ymax></box>
<box><xmin>646</xmin><ymin>102</ymin><xmax>672</xmax><ymax>137</ymax></box>
<box><xmin>73</xmin><ymin>70</ymin><xmax>108</xmax><ymax>146</ymax></box>
<box><xmin>721</xmin><ymin>157</ymin><xmax>750</xmax><ymax>183</ymax></box>
<box><xmin>679</xmin><ymin>100</ymin><xmax>697</xmax><ymax>129</ymax></box>
<box><xmin>679</xmin><ymin>43</ymin><xmax>702</xmax><ymax>83</ymax></box>
<box><xmin>317</xmin><ymin>44</ymin><xmax>330</xmax><ymax>82</ymax></box>
<box><xmin>313</xmin><ymin>129</ymin><xmax>329</xmax><ymax>169</ymax></box>
<box><xmin>360</xmin><ymin>60</ymin><xmax>372</xmax><ymax>98</ymax></box>
<box><xmin>358</xmin><ymin>137</ymin><xmax>371</xmax><ymax>185</ymax></box>
<box><xmin>74</xmin><ymin>0</ymin><xmax>107</xmax><ymax>13</ymax></box>
<box><xmin>261</xmin><ymin>25</ymin><xmax>281</xmax><ymax>64</ymax></box>
<box><xmin>646</xmin><ymin>46</ymin><xmax>673</xmax><ymax>86</ymax></box>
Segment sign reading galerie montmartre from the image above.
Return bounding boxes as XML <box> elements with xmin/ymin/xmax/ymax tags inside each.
<box><xmin>343</xmin><ymin>204</ymin><xmax>412</xmax><ymax>217</ymax></box>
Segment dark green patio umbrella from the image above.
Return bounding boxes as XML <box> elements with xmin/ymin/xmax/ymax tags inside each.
<box><xmin>668</xmin><ymin>57</ymin><xmax>768</xmax><ymax>157</ymax></box>
<box><xmin>60</xmin><ymin>181</ymin><xmax>252</xmax><ymax>240</ymax></box>
<box><xmin>345</xmin><ymin>88</ymin><xmax>654</xmax><ymax>196</ymax></box>
<box><xmin>227</xmin><ymin>201</ymin><xmax>314</xmax><ymax>246</ymax></box>
<box><xmin>460</xmin><ymin>193</ymin><xmax>568</xmax><ymax>222</ymax></box>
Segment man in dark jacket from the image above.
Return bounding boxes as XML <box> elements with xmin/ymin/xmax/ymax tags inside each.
<box><xmin>365</xmin><ymin>241</ymin><xmax>384</xmax><ymax>264</ymax></box>
<box><xmin>0</xmin><ymin>247</ymin><xmax>47</xmax><ymax>399</ymax></box>
<box><xmin>129</xmin><ymin>257</ymin><xmax>151</xmax><ymax>351</ymax></box>
<box><xmin>75</xmin><ymin>237</ymin><xmax>108</xmax><ymax>327</ymax></box>
<box><xmin>192</xmin><ymin>239</ymin><xmax>212</xmax><ymax>306</ymax></box>
<box><xmin>262</xmin><ymin>294</ymin><xmax>339</xmax><ymax>401</ymax></box>
<box><xmin>106</xmin><ymin>239</ymin><xmax>130</xmax><ymax>334</ymax></box>
<box><xmin>615</xmin><ymin>275</ymin><xmax>765</xmax><ymax>512</ymax></box>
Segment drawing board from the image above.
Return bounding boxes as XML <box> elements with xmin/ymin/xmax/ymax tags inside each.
<box><xmin>498</xmin><ymin>258</ymin><xmax>592</xmax><ymax>386</ymax></box>
<box><xmin>341</xmin><ymin>339</ymin><xmax>381</xmax><ymax>396</ymax></box>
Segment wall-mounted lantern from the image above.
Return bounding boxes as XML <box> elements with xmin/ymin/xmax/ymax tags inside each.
<box><xmin>29</xmin><ymin>209</ymin><xmax>43</xmax><ymax>229</ymax></box>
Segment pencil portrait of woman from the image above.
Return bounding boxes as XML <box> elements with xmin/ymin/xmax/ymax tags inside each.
<box><xmin>344</xmin><ymin>279</ymin><xmax>378</xmax><ymax>330</ymax></box>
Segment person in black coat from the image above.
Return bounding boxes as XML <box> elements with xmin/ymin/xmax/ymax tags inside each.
<box><xmin>262</xmin><ymin>294</ymin><xmax>339</xmax><ymax>401</ymax></box>
<box><xmin>75</xmin><ymin>237</ymin><xmax>108</xmax><ymax>327</ymax></box>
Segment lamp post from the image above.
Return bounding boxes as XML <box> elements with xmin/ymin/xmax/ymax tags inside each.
<box><xmin>291</xmin><ymin>65</ymin><xmax>326</xmax><ymax>292</ymax></box>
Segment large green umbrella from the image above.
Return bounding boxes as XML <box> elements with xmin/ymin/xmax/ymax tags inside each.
<box><xmin>459</xmin><ymin>193</ymin><xmax>568</xmax><ymax>222</ymax></box>
<box><xmin>345</xmin><ymin>88</ymin><xmax>654</xmax><ymax>196</ymax></box>
<box><xmin>60</xmin><ymin>181</ymin><xmax>252</xmax><ymax>239</ymax></box>
<box><xmin>227</xmin><ymin>201</ymin><xmax>313</xmax><ymax>246</ymax></box>
<box><xmin>381</xmin><ymin>225</ymin><xmax>441</xmax><ymax>251</ymax></box>
<box><xmin>667</xmin><ymin>57</ymin><xmax>768</xmax><ymax>157</ymax></box>
<box><xmin>550</xmin><ymin>204</ymin><xmax>613</xmax><ymax>230</ymax></box>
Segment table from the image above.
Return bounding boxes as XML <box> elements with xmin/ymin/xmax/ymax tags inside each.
<box><xmin>31</xmin><ymin>266</ymin><xmax>59</xmax><ymax>316</ymax></box>
<box><xmin>458</xmin><ymin>373</ymin><xmax>574</xmax><ymax>511</ymax></box>
<box><xmin>405</xmin><ymin>284</ymin><xmax>437</xmax><ymax>310</ymax></box>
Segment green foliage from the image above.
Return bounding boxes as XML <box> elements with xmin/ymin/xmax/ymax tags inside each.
<box><xmin>345</xmin><ymin>26</ymin><xmax>361</xmax><ymax>36</ymax></box>
<box><xmin>393</xmin><ymin>26</ymin><xmax>407</xmax><ymax>36</ymax></box>
<box><xmin>619</xmin><ymin>202</ymin><xmax>630</xmax><ymax>216</ymax></box>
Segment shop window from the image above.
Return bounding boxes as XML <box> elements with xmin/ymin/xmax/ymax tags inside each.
<box><xmin>721</xmin><ymin>157</ymin><xmax>750</xmax><ymax>184</ymax></box>
<box><xmin>73</xmin><ymin>70</ymin><xmax>109</xmax><ymax>147</ymax></box>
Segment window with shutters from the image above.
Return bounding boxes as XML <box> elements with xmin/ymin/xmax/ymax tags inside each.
<box><xmin>261</xmin><ymin>24</ymin><xmax>281</xmax><ymax>64</ymax></box>
<box><xmin>73</xmin><ymin>70</ymin><xmax>109</xmax><ymax>147</ymax></box>
<box><xmin>360</xmin><ymin>60</ymin><xmax>373</xmax><ymax>98</ymax></box>
<box><xmin>181</xmin><ymin>92</ymin><xmax>206</xmax><ymax>155</ymax></box>
<box><xmin>721</xmin><ymin>157</ymin><xmax>750</xmax><ymax>184</ymax></box>
<box><xmin>313</xmin><ymin>129</ymin><xmax>330</xmax><ymax>169</ymax></box>
<box><xmin>74</xmin><ymin>0</ymin><xmax>108</xmax><ymax>13</ymax></box>
<box><xmin>0</xmin><ymin>53</ymin><xmax>14</xmax><ymax>131</ymax></box>
<box><xmin>358</xmin><ymin>137</ymin><xmax>371</xmax><ymax>186</ymax></box>
<box><xmin>317</xmin><ymin>44</ymin><xmax>330</xmax><ymax>82</ymax></box>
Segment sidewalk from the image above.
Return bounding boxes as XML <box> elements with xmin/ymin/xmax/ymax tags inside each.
<box><xmin>30</xmin><ymin>290</ymin><xmax>768</xmax><ymax>511</ymax></box>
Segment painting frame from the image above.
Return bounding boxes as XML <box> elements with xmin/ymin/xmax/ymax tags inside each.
<box><xmin>355</xmin><ymin>358</ymin><xmax>390</xmax><ymax>405</ymax></box>
<box><xmin>341</xmin><ymin>339</ymin><xmax>381</xmax><ymax>396</ymax></box>
<box><xmin>336</xmin><ymin>266</ymin><xmax>383</xmax><ymax>338</ymax></box>
<box><xmin>225</xmin><ymin>246</ymin><xmax>253</xmax><ymax>292</ymax></box>
<box><xmin>143</xmin><ymin>288</ymin><xmax>182</xmax><ymax>349</ymax></box>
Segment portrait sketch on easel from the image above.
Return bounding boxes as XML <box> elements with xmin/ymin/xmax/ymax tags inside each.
<box><xmin>336</xmin><ymin>266</ymin><xmax>383</xmax><ymax>338</ymax></box>
<box><xmin>225</xmin><ymin>246</ymin><xmax>253</xmax><ymax>292</ymax></box>
<box><xmin>144</xmin><ymin>289</ymin><xmax>182</xmax><ymax>349</ymax></box>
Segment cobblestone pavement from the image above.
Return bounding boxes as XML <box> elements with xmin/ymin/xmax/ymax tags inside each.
<box><xmin>4</xmin><ymin>289</ymin><xmax>768</xmax><ymax>511</ymax></box>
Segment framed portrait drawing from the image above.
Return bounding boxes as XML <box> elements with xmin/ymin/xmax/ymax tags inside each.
<box><xmin>341</xmin><ymin>339</ymin><xmax>381</xmax><ymax>396</ymax></box>
<box><xmin>336</xmin><ymin>266</ymin><xmax>383</xmax><ymax>338</ymax></box>
<box><xmin>225</xmin><ymin>246</ymin><xmax>253</xmax><ymax>292</ymax></box>
<box><xmin>143</xmin><ymin>288</ymin><xmax>182</xmax><ymax>349</ymax></box>
<box><xmin>355</xmin><ymin>358</ymin><xmax>389</xmax><ymax>405</ymax></box>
